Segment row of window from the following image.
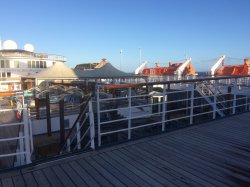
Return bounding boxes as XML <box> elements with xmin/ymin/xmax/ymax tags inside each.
<box><xmin>0</xmin><ymin>72</ymin><xmax>11</xmax><ymax>78</ymax></box>
<box><xmin>1</xmin><ymin>60</ymin><xmax>10</xmax><ymax>68</ymax></box>
<box><xmin>0</xmin><ymin>60</ymin><xmax>48</xmax><ymax>69</ymax></box>
<box><xmin>28</xmin><ymin>61</ymin><xmax>47</xmax><ymax>68</ymax></box>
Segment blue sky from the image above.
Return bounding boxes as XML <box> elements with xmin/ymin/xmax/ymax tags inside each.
<box><xmin>1</xmin><ymin>0</ymin><xmax>250</xmax><ymax>72</ymax></box>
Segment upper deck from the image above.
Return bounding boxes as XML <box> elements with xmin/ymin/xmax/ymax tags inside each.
<box><xmin>0</xmin><ymin>112</ymin><xmax>249</xmax><ymax>186</ymax></box>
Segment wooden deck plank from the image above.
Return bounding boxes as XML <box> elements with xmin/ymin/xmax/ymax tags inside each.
<box><xmin>115</xmin><ymin>149</ymin><xmax>176</xmax><ymax>186</ymax></box>
<box><xmin>180</xmin><ymin>130</ymin><xmax>250</xmax><ymax>160</ymax></box>
<box><xmin>92</xmin><ymin>154</ymin><xmax>138</xmax><ymax>187</ymax></box>
<box><xmin>60</xmin><ymin>162</ymin><xmax>87</xmax><ymax>186</ymax></box>
<box><xmin>1</xmin><ymin>177</ymin><xmax>14</xmax><ymax>187</ymax></box>
<box><xmin>163</xmin><ymin>135</ymin><xmax>250</xmax><ymax>178</ymax></box>
<box><xmin>150</xmin><ymin>139</ymin><xmax>241</xmax><ymax>186</ymax></box>
<box><xmin>12</xmin><ymin>175</ymin><xmax>25</xmax><ymax>187</ymax></box>
<box><xmin>32</xmin><ymin>170</ymin><xmax>50</xmax><ymax>187</ymax></box>
<box><xmin>148</xmin><ymin>141</ymin><xmax>233</xmax><ymax>186</ymax></box>
<box><xmin>68</xmin><ymin>161</ymin><xmax>100</xmax><ymax>187</ymax></box>
<box><xmin>51</xmin><ymin>165</ymin><xmax>76</xmax><ymax>187</ymax></box>
<box><xmin>22</xmin><ymin>173</ymin><xmax>38</xmax><ymax>187</ymax></box>
<box><xmin>164</xmin><ymin>132</ymin><xmax>250</xmax><ymax>171</ymax></box>
<box><xmin>42</xmin><ymin>167</ymin><xmax>63</xmax><ymax>187</ymax></box>
<box><xmin>129</xmin><ymin>142</ymin><xmax>215</xmax><ymax>186</ymax></box>
<box><xmin>136</xmin><ymin>141</ymin><xmax>220</xmax><ymax>186</ymax></box>
<box><xmin>98</xmin><ymin>152</ymin><xmax>151</xmax><ymax>187</ymax></box>
<box><xmin>158</xmin><ymin>134</ymin><xmax>250</xmax><ymax>185</ymax></box>
<box><xmin>105</xmin><ymin>151</ymin><xmax>164</xmax><ymax>186</ymax></box>
<box><xmin>76</xmin><ymin>158</ymin><xmax>112</xmax><ymax>186</ymax></box>
<box><xmin>123</xmin><ymin>145</ymin><xmax>200</xmax><ymax>187</ymax></box>
<box><xmin>0</xmin><ymin>112</ymin><xmax>250</xmax><ymax>186</ymax></box>
<box><xmin>85</xmin><ymin>156</ymin><xmax>127</xmax><ymax>187</ymax></box>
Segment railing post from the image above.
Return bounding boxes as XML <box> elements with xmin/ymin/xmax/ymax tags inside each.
<box><xmin>76</xmin><ymin>122</ymin><xmax>81</xmax><ymax>150</ymax></box>
<box><xmin>233</xmin><ymin>79</ymin><xmax>237</xmax><ymax>114</ymax></box>
<box><xmin>23</xmin><ymin>109</ymin><xmax>31</xmax><ymax>164</ymax></box>
<box><xmin>19</xmin><ymin>131</ymin><xmax>25</xmax><ymax>165</ymax></box>
<box><xmin>67</xmin><ymin>139</ymin><xmax>71</xmax><ymax>152</ymax></box>
<box><xmin>213</xmin><ymin>80</ymin><xmax>218</xmax><ymax>119</ymax></box>
<box><xmin>27</xmin><ymin>108</ymin><xmax>34</xmax><ymax>154</ymax></box>
<box><xmin>162</xmin><ymin>84</ymin><xmax>166</xmax><ymax>131</ymax></box>
<box><xmin>97</xmin><ymin>86</ymin><xmax>101</xmax><ymax>147</ymax></box>
<box><xmin>128</xmin><ymin>87</ymin><xmax>132</xmax><ymax>140</ymax></box>
<box><xmin>245</xmin><ymin>97</ymin><xmax>248</xmax><ymax>112</ymax></box>
<box><xmin>89</xmin><ymin>100</ymin><xmax>95</xmax><ymax>150</ymax></box>
<box><xmin>190</xmin><ymin>83</ymin><xmax>195</xmax><ymax>124</ymax></box>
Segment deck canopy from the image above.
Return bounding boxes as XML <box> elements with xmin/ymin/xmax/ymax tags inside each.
<box><xmin>34</xmin><ymin>62</ymin><xmax>78</xmax><ymax>79</ymax></box>
<box><xmin>75</xmin><ymin>62</ymin><xmax>133</xmax><ymax>79</ymax></box>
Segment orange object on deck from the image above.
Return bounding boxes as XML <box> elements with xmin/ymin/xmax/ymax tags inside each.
<box><xmin>141</xmin><ymin>62</ymin><xmax>196</xmax><ymax>76</ymax></box>
<box><xmin>216</xmin><ymin>58</ymin><xmax>250</xmax><ymax>76</ymax></box>
<box><xmin>0</xmin><ymin>91</ymin><xmax>16</xmax><ymax>97</ymax></box>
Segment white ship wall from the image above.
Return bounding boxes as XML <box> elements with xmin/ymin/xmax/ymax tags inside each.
<box><xmin>31</xmin><ymin>114</ymin><xmax>78</xmax><ymax>135</ymax></box>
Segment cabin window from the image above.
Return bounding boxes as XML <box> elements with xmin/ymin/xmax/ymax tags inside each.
<box><xmin>0</xmin><ymin>60</ymin><xmax>10</xmax><ymax>68</ymax></box>
<box><xmin>36</xmin><ymin>61</ymin><xmax>39</xmax><ymax>68</ymax></box>
<box><xmin>5</xmin><ymin>60</ymin><xmax>10</xmax><ymax>68</ymax></box>
<box><xmin>32</xmin><ymin>61</ymin><xmax>35</xmax><ymax>68</ymax></box>
<box><xmin>14</xmin><ymin>61</ymin><xmax>20</xmax><ymax>68</ymax></box>
<box><xmin>7</xmin><ymin>72</ymin><xmax>11</xmax><ymax>77</ymax></box>
<box><xmin>1</xmin><ymin>60</ymin><xmax>4</xmax><ymax>68</ymax></box>
<box><xmin>40</xmin><ymin>61</ymin><xmax>43</xmax><ymax>68</ymax></box>
<box><xmin>44</xmin><ymin>61</ymin><xmax>47</xmax><ymax>68</ymax></box>
<box><xmin>28</xmin><ymin>61</ymin><xmax>31</xmax><ymax>68</ymax></box>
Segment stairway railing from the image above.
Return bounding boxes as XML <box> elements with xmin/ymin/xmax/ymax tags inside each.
<box><xmin>58</xmin><ymin>93</ymin><xmax>95</xmax><ymax>154</ymax></box>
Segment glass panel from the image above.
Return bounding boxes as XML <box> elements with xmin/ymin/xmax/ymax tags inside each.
<box><xmin>36</xmin><ymin>61</ymin><xmax>39</xmax><ymax>68</ymax></box>
<box><xmin>1</xmin><ymin>60</ymin><xmax>4</xmax><ymax>68</ymax></box>
<box><xmin>5</xmin><ymin>60</ymin><xmax>10</xmax><ymax>68</ymax></box>
<box><xmin>28</xmin><ymin>61</ymin><xmax>31</xmax><ymax>68</ymax></box>
<box><xmin>32</xmin><ymin>61</ymin><xmax>35</xmax><ymax>68</ymax></box>
<box><xmin>14</xmin><ymin>61</ymin><xmax>19</xmax><ymax>68</ymax></box>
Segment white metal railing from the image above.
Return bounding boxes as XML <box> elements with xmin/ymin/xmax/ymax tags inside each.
<box><xmin>0</xmin><ymin>108</ymin><xmax>33</xmax><ymax>169</ymax></box>
<box><xmin>96</xmin><ymin>77</ymin><xmax>250</xmax><ymax>146</ymax></box>
<box><xmin>59</xmin><ymin>95</ymin><xmax>95</xmax><ymax>154</ymax></box>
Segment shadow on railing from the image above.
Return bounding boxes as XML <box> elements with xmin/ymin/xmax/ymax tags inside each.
<box><xmin>0</xmin><ymin>108</ymin><xmax>32</xmax><ymax>170</ymax></box>
<box><xmin>58</xmin><ymin>93</ymin><xmax>95</xmax><ymax>155</ymax></box>
<box><xmin>95</xmin><ymin>76</ymin><xmax>250</xmax><ymax>147</ymax></box>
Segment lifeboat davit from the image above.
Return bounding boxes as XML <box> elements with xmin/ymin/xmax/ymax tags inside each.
<box><xmin>141</xmin><ymin>60</ymin><xmax>196</xmax><ymax>76</ymax></box>
<box><xmin>216</xmin><ymin>58</ymin><xmax>250</xmax><ymax>76</ymax></box>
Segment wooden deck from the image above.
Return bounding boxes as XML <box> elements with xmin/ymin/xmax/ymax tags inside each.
<box><xmin>0</xmin><ymin>112</ymin><xmax>250</xmax><ymax>186</ymax></box>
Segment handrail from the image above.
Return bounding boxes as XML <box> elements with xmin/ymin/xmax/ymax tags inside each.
<box><xmin>96</xmin><ymin>77</ymin><xmax>250</xmax><ymax>146</ymax></box>
<box><xmin>58</xmin><ymin>93</ymin><xmax>92</xmax><ymax>153</ymax></box>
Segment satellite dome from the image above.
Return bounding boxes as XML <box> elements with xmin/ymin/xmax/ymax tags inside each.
<box><xmin>24</xmin><ymin>44</ymin><xmax>34</xmax><ymax>52</ymax></box>
<box><xmin>3</xmin><ymin>40</ymin><xmax>18</xmax><ymax>50</ymax></box>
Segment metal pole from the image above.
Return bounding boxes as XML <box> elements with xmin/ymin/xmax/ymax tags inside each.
<box><xmin>97</xmin><ymin>86</ymin><xmax>101</xmax><ymax>146</ymax></box>
<box><xmin>162</xmin><ymin>84</ymin><xmax>166</xmax><ymax>131</ymax></box>
<box><xmin>233</xmin><ymin>79</ymin><xmax>237</xmax><ymax>114</ymax></box>
<box><xmin>213</xmin><ymin>80</ymin><xmax>218</xmax><ymax>119</ymax></box>
<box><xmin>190</xmin><ymin>83</ymin><xmax>194</xmax><ymax>124</ymax></box>
<box><xmin>128</xmin><ymin>87</ymin><xmax>132</xmax><ymax>140</ymax></box>
<box><xmin>89</xmin><ymin>100</ymin><xmax>95</xmax><ymax>150</ymax></box>
<box><xmin>59</xmin><ymin>99</ymin><xmax>65</xmax><ymax>146</ymax></box>
<box><xmin>76</xmin><ymin>122</ymin><xmax>81</xmax><ymax>150</ymax></box>
<box><xmin>23</xmin><ymin>109</ymin><xmax>31</xmax><ymax>164</ymax></box>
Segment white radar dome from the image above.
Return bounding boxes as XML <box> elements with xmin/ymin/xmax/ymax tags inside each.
<box><xmin>3</xmin><ymin>40</ymin><xmax>18</xmax><ymax>50</ymax></box>
<box><xmin>24</xmin><ymin>44</ymin><xmax>34</xmax><ymax>52</ymax></box>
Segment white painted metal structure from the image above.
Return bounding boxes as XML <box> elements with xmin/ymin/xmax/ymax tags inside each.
<box><xmin>210</xmin><ymin>55</ymin><xmax>226</xmax><ymax>77</ymax></box>
<box><xmin>1</xmin><ymin>76</ymin><xmax>250</xmax><ymax>169</ymax></box>
<box><xmin>0</xmin><ymin>40</ymin><xmax>66</xmax><ymax>91</ymax></box>
<box><xmin>96</xmin><ymin>76</ymin><xmax>250</xmax><ymax>146</ymax></box>
<box><xmin>0</xmin><ymin>108</ymin><xmax>33</xmax><ymax>167</ymax></box>
<box><xmin>174</xmin><ymin>58</ymin><xmax>192</xmax><ymax>78</ymax></box>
